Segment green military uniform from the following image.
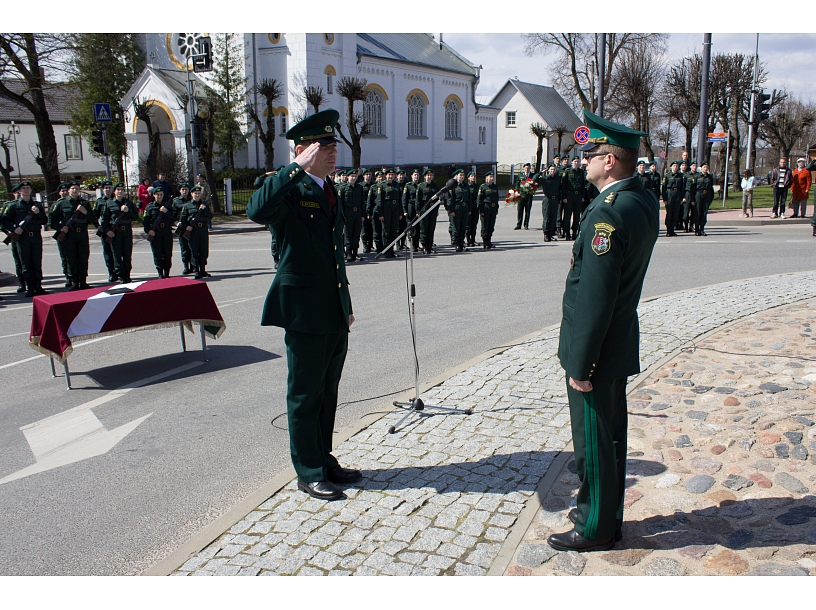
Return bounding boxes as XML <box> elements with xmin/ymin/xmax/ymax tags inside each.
<box><xmin>374</xmin><ymin>171</ymin><xmax>402</xmax><ymax>258</ymax></box>
<box><xmin>245</xmin><ymin>109</ymin><xmax>354</xmax><ymax>490</ymax></box>
<box><xmin>695</xmin><ymin>166</ymin><xmax>716</xmax><ymax>236</ymax></box>
<box><xmin>476</xmin><ymin>172</ymin><xmax>499</xmax><ymax>248</ymax></box>
<box><xmin>178</xmin><ymin>185</ymin><xmax>213</xmax><ymax>278</ymax></box>
<box><xmin>172</xmin><ymin>184</ymin><xmax>194</xmax><ymax>274</ymax></box>
<box><xmin>539</xmin><ymin>167</ymin><xmax>562</xmax><ymax>241</ymax></box>
<box><xmin>142</xmin><ymin>187</ymin><xmax>175</xmax><ymax>277</ymax></box>
<box><xmin>661</xmin><ymin>163</ymin><xmax>684</xmax><ymax>236</ymax></box>
<box><xmin>48</xmin><ymin>183</ymin><xmax>95</xmax><ymax>290</ymax></box>
<box><xmin>445</xmin><ymin>169</ymin><xmax>469</xmax><ymax>252</ymax></box>
<box><xmin>556</xmin><ymin>159</ymin><xmax>570</xmax><ymax>236</ymax></box>
<box><xmin>93</xmin><ymin>181</ymin><xmax>117</xmax><ymax>282</ymax></box>
<box><xmin>340</xmin><ymin>172</ymin><xmax>364</xmax><ymax>261</ymax></box>
<box><xmin>466</xmin><ymin>172</ymin><xmax>480</xmax><ymax>247</ymax></box>
<box><xmin>367</xmin><ymin>173</ymin><xmax>384</xmax><ymax>252</ymax></box>
<box><xmin>255</xmin><ymin>166</ymin><xmax>286</xmax><ymax>268</ymax></box>
<box><xmin>514</xmin><ymin>165</ymin><xmax>536</xmax><ymax>230</ymax></box>
<box><xmin>359</xmin><ymin>171</ymin><xmax>374</xmax><ymax>252</ymax></box>
<box><xmin>401</xmin><ymin>170</ymin><xmax>421</xmax><ymax>252</ymax></box>
<box><xmin>1</xmin><ymin>182</ymin><xmax>48</xmax><ymax>296</ymax></box>
<box><xmin>395</xmin><ymin>170</ymin><xmax>408</xmax><ymax>249</ymax></box>
<box><xmin>99</xmin><ymin>183</ymin><xmax>139</xmax><ymax>283</ymax></box>
<box><xmin>53</xmin><ymin>184</ymin><xmax>72</xmax><ymax>287</ymax></box>
<box><xmin>648</xmin><ymin>165</ymin><xmax>662</xmax><ymax>202</ymax></box>
<box><xmin>550</xmin><ymin>111</ymin><xmax>659</xmax><ymax>552</ymax></box>
<box><xmin>417</xmin><ymin>171</ymin><xmax>439</xmax><ymax>254</ymax></box>
<box><xmin>562</xmin><ymin>161</ymin><xmax>586</xmax><ymax>240</ymax></box>
<box><xmin>683</xmin><ymin>165</ymin><xmax>699</xmax><ymax>232</ymax></box>
<box><xmin>2</xmin><ymin>187</ymin><xmax>26</xmax><ymax>292</ymax></box>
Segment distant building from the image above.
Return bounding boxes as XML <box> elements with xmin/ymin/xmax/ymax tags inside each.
<box><xmin>121</xmin><ymin>33</ymin><xmax>499</xmax><ymax>180</ymax></box>
<box><xmin>489</xmin><ymin>79</ymin><xmax>582</xmax><ymax>168</ymax></box>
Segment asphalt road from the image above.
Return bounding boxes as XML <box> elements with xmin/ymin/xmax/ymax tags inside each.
<box><xmin>0</xmin><ymin>202</ymin><xmax>814</xmax><ymax>575</ymax></box>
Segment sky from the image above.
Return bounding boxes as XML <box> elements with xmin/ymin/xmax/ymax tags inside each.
<box><xmin>444</xmin><ymin>33</ymin><xmax>816</xmax><ymax>106</ymax></box>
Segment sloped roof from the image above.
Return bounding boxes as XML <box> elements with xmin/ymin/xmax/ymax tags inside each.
<box><xmin>0</xmin><ymin>80</ymin><xmax>78</xmax><ymax>123</ymax></box>
<box><xmin>120</xmin><ymin>65</ymin><xmax>208</xmax><ymax>110</ymax></box>
<box><xmin>357</xmin><ymin>34</ymin><xmax>477</xmax><ymax>77</ymax></box>
<box><xmin>491</xmin><ymin>79</ymin><xmax>582</xmax><ymax>131</ymax></box>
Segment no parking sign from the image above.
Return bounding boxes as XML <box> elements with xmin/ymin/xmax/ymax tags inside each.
<box><xmin>574</xmin><ymin>125</ymin><xmax>589</xmax><ymax>144</ymax></box>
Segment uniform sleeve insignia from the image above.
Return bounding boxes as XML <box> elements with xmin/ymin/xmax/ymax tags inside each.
<box><xmin>591</xmin><ymin>222</ymin><xmax>615</xmax><ymax>255</ymax></box>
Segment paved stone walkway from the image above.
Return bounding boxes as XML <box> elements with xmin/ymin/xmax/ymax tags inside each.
<box><xmin>174</xmin><ymin>271</ymin><xmax>816</xmax><ymax>575</ymax></box>
<box><xmin>509</xmin><ymin>296</ymin><xmax>816</xmax><ymax>576</ymax></box>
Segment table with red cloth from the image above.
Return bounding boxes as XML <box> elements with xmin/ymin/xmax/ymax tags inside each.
<box><xmin>29</xmin><ymin>277</ymin><xmax>226</xmax><ymax>364</ymax></box>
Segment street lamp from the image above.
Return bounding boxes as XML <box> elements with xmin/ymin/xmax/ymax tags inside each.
<box><xmin>8</xmin><ymin>121</ymin><xmax>21</xmax><ymax>181</ymax></box>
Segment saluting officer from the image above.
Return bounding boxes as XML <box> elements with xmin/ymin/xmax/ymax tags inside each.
<box><xmin>661</xmin><ymin>161</ymin><xmax>684</xmax><ymax>236</ymax></box>
<box><xmin>401</xmin><ymin>169</ymin><xmax>422</xmax><ymax>252</ymax></box>
<box><xmin>548</xmin><ymin>110</ymin><xmax>658</xmax><ymax>552</ymax></box>
<box><xmin>477</xmin><ymin>171</ymin><xmax>500</xmax><ymax>249</ymax></box>
<box><xmin>179</xmin><ymin>185</ymin><xmax>212</xmax><ymax>278</ymax></box>
<box><xmin>246</xmin><ymin>109</ymin><xmax>358</xmax><ymax>502</ymax></box>
<box><xmin>445</xmin><ymin>169</ymin><xmax>469</xmax><ymax>252</ymax></box>
<box><xmin>173</xmin><ymin>182</ymin><xmax>195</xmax><ymax>275</ymax></box>
<box><xmin>359</xmin><ymin>168</ymin><xmax>374</xmax><ymax>253</ymax></box>
<box><xmin>539</xmin><ymin>164</ymin><xmax>562</xmax><ymax>242</ymax></box>
<box><xmin>562</xmin><ymin>156</ymin><xmax>586</xmax><ymax>240</ymax></box>
<box><xmin>417</xmin><ymin>168</ymin><xmax>440</xmax><ymax>254</ymax></box>
<box><xmin>143</xmin><ymin>186</ymin><xmax>175</xmax><ymax>278</ymax></box>
<box><xmin>100</xmin><ymin>182</ymin><xmax>138</xmax><ymax>284</ymax></box>
<box><xmin>466</xmin><ymin>171</ymin><xmax>479</xmax><ymax>247</ymax></box>
<box><xmin>375</xmin><ymin>168</ymin><xmax>403</xmax><ymax>258</ymax></box>
<box><xmin>93</xmin><ymin>180</ymin><xmax>118</xmax><ymax>282</ymax></box>
<box><xmin>54</xmin><ymin>182</ymin><xmax>72</xmax><ymax>287</ymax></box>
<box><xmin>341</xmin><ymin>170</ymin><xmax>364</xmax><ymax>262</ymax></box>
<box><xmin>695</xmin><ymin>161</ymin><xmax>715</xmax><ymax>236</ymax></box>
<box><xmin>1</xmin><ymin>181</ymin><xmax>47</xmax><ymax>296</ymax></box>
<box><xmin>683</xmin><ymin>161</ymin><xmax>699</xmax><ymax>233</ymax></box>
<box><xmin>49</xmin><ymin>181</ymin><xmax>94</xmax><ymax>290</ymax></box>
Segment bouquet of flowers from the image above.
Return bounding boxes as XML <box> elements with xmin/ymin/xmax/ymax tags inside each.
<box><xmin>518</xmin><ymin>178</ymin><xmax>538</xmax><ymax>197</ymax></box>
<box><xmin>505</xmin><ymin>189</ymin><xmax>521</xmax><ymax>204</ymax></box>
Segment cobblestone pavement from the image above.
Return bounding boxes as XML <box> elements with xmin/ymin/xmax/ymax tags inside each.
<box><xmin>174</xmin><ymin>271</ymin><xmax>816</xmax><ymax>575</ymax></box>
<box><xmin>509</xmin><ymin>296</ymin><xmax>816</xmax><ymax>576</ymax></box>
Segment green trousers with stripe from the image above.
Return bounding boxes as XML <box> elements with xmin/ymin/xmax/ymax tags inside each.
<box><xmin>566</xmin><ymin>377</ymin><xmax>628</xmax><ymax>540</ymax></box>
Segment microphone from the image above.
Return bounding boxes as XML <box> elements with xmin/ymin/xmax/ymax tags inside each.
<box><xmin>421</xmin><ymin>178</ymin><xmax>458</xmax><ymax>209</ymax></box>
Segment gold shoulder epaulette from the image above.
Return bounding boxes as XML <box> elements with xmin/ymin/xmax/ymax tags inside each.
<box><xmin>604</xmin><ymin>191</ymin><xmax>617</xmax><ymax>205</ymax></box>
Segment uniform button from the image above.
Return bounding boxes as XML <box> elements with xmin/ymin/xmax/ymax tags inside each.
<box><xmin>336</xmin><ymin>264</ymin><xmax>339</xmax><ymax>269</ymax></box>
<box><xmin>310</xmin><ymin>214</ymin><xmax>314</xmax><ymax>218</ymax></box>
<box><xmin>334</xmin><ymin>245</ymin><xmax>337</xmax><ymax>250</ymax></box>
<box><xmin>338</xmin><ymin>282</ymin><xmax>341</xmax><ymax>288</ymax></box>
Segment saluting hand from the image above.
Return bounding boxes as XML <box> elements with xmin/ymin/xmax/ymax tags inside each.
<box><xmin>293</xmin><ymin>142</ymin><xmax>321</xmax><ymax>171</ymax></box>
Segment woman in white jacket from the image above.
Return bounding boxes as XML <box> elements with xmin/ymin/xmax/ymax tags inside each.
<box><xmin>740</xmin><ymin>169</ymin><xmax>755</xmax><ymax>217</ymax></box>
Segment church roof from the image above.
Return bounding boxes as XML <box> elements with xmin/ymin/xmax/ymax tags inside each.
<box><xmin>357</xmin><ymin>34</ymin><xmax>478</xmax><ymax>77</ymax></box>
<box><xmin>491</xmin><ymin>79</ymin><xmax>582</xmax><ymax>131</ymax></box>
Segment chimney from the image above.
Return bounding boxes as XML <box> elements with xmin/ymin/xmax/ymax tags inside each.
<box><xmin>438</xmin><ymin>34</ymin><xmax>443</xmax><ymax>50</ymax></box>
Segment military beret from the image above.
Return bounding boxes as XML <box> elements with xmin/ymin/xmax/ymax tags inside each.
<box><xmin>670</xmin><ymin>160</ymin><xmax>680</xmax><ymax>166</ymax></box>
<box><xmin>66</xmin><ymin>181</ymin><xmax>81</xmax><ymax>188</ymax></box>
<box><xmin>579</xmin><ymin>109</ymin><xmax>648</xmax><ymax>151</ymax></box>
<box><xmin>113</xmin><ymin>182</ymin><xmax>125</xmax><ymax>189</ymax></box>
<box><xmin>423</xmin><ymin>167</ymin><xmax>434</xmax><ymax>175</ymax></box>
<box><xmin>178</xmin><ymin>182</ymin><xmax>190</xmax><ymax>189</ymax></box>
<box><xmin>285</xmin><ymin>108</ymin><xmax>340</xmax><ymax>146</ymax></box>
<box><xmin>700</xmin><ymin>160</ymin><xmax>710</xmax><ymax>166</ymax></box>
<box><xmin>451</xmin><ymin>168</ymin><xmax>464</xmax><ymax>177</ymax></box>
<box><xmin>690</xmin><ymin>160</ymin><xmax>698</xmax><ymax>165</ymax></box>
<box><xmin>190</xmin><ymin>185</ymin><xmax>202</xmax><ymax>192</ymax></box>
<box><xmin>572</xmin><ymin>156</ymin><xmax>581</xmax><ymax>161</ymax></box>
<box><xmin>411</xmin><ymin>168</ymin><xmax>420</xmax><ymax>175</ymax></box>
<box><xmin>375</xmin><ymin>171</ymin><xmax>384</xmax><ymax>177</ymax></box>
<box><xmin>15</xmin><ymin>180</ymin><xmax>32</xmax><ymax>190</ymax></box>
<box><xmin>396</xmin><ymin>169</ymin><xmax>405</xmax><ymax>175</ymax></box>
<box><xmin>152</xmin><ymin>186</ymin><xmax>163</xmax><ymax>194</ymax></box>
<box><xmin>58</xmin><ymin>183</ymin><xmax>69</xmax><ymax>190</ymax></box>
<box><xmin>553</xmin><ymin>154</ymin><xmax>561</xmax><ymax>159</ymax></box>
<box><xmin>467</xmin><ymin>171</ymin><xmax>475</xmax><ymax>178</ymax></box>
<box><xmin>637</xmin><ymin>159</ymin><xmax>646</xmax><ymax>165</ymax></box>
<box><xmin>385</xmin><ymin>168</ymin><xmax>395</xmax><ymax>174</ymax></box>
<box><xmin>100</xmin><ymin>180</ymin><xmax>113</xmax><ymax>187</ymax></box>
<box><xmin>484</xmin><ymin>171</ymin><xmax>494</xmax><ymax>177</ymax></box>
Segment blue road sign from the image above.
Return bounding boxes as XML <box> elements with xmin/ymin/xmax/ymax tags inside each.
<box><xmin>93</xmin><ymin>103</ymin><xmax>112</xmax><ymax>123</ymax></box>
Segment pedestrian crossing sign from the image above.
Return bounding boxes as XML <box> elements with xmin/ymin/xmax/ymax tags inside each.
<box><xmin>93</xmin><ymin>103</ymin><xmax>112</xmax><ymax>123</ymax></box>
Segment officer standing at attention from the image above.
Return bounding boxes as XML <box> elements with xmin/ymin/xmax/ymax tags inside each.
<box><xmin>246</xmin><ymin>109</ymin><xmax>359</xmax><ymax>502</ymax></box>
<box><xmin>93</xmin><ymin>180</ymin><xmax>118</xmax><ymax>282</ymax></box>
<box><xmin>49</xmin><ymin>181</ymin><xmax>94</xmax><ymax>290</ymax></box>
<box><xmin>683</xmin><ymin>161</ymin><xmax>699</xmax><ymax>233</ymax></box>
<box><xmin>514</xmin><ymin>162</ymin><xmax>535</xmax><ymax>230</ymax></box>
<box><xmin>395</xmin><ymin>169</ymin><xmax>408</xmax><ymax>250</ymax></box>
<box><xmin>1</xmin><ymin>181</ymin><xmax>48</xmax><ymax>296</ymax></box>
<box><xmin>466</xmin><ymin>171</ymin><xmax>479</xmax><ymax>247</ymax></box>
<box><xmin>401</xmin><ymin>169</ymin><xmax>422</xmax><ymax>252</ymax></box>
<box><xmin>634</xmin><ymin>160</ymin><xmax>651</xmax><ymax>190</ymax></box>
<box><xmin>648</xmin><ymin>162</ymin><xmax>662</xmax><ymax>202</ymax></box>
<box><xmin>100</xmin><ymin>182</ymin><xmax>138</xmax><ymax>284</ymax></box>
<box><xmin>173</xmin><ymin>183</ymin><xmax>195</xmax><ymax>275</ymax></box>
<box><xmin>53</xmin><ymin>182</ymin><xmax>72</xmax><ymax>287</ymax></box>
<box><xmin>375</xmin><ymin>168</ymin><xmax>402</xmax><ymax>258</ymax></box>
<box><xmin>477</xmin><ymin>171</ymin><xmax>499</xmax><ymax>249</ymax></box>
<box><xmin>548</xmin><ymin>110</ymin><xmax>658</xmax><ymax>553</ymax></box>
<box><xmin>446</xmin><ymin>169</ymin><xmax>469</xmax><ymax>252</ymax></box>
<box><xmin>341</xmin><ymin>170</ymin><xmax>364</xmax><ymax>262</ymax></box>
<box><xmin>143</xmin><ymin>186</ymin><xmax>175</xmax><ymax>278</ymax></box>
<box><xmin>539</xmin><ymin>164</ymin><xmax>562</xmax><ymax>242</ymax></box>
<box><xmin>359</xmin><ymin>168</ymin><xmax>374</xmax><ymax>253</ymax></box>
<box><xmin>3</xmin><ymin>184</ymin><xmax>26</xmax><ymax>293</ymax></box>
<box><xmin>368</xmin><ymin>171</ymin><xmax>385</xmax><ymax>253</ymax></box>
<box><xmin>695</xmin><ymin>161</ymin><xmax>715</xmax><ymax>236</ymax></box>
<box><xmin>562</xmin><ymin>156</ymin><xmax>586</xmax><ymax>240</ymax></box>
<box><xmin>556</xmin><ymin>155</ymin><xmax>570</xmax><ymax>237</ymax></box>
<box><xmin>661</xmin><ymin>161</ymin><xmax>684</xmax><ymax>236</ymax></box>
<box><xmin>417</xmin><ymin>168</ymin><xmax>439</xmax><ymax>254</ymax></box>
<box><xmin>179</xmin><ymin>184</ymin><xmax>212</xmax><ymax>278</ymax></box>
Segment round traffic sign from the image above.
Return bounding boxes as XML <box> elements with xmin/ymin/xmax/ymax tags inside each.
<box><xmin>574</xmin><ymin>126</ymin><xmax>589</xmax><ymax>144</ymax></box>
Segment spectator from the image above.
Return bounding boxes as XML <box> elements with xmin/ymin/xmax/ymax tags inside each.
<box><xmin>740</xmin><ymin>169</ymin><xmax>755</xmax><ymax>218</ymax></box>
<box><xmin>770</xmin><ymin>157</ymin><xmax>792</xmax><ymax>218</ymax></box>
<box><xmin>137</xmin><ymin>178</ymin><xmax>151</xmax><ymax>212</ymax></box>
<box><xmin>196</xmin><ymin>173</ymin><xmax>211</xmax><ymax>205</ymax></box>
<box><xmin>790</xmin><ymin>158</ymin><xmax>811</xmax><ymax>218</ymax></box>
<box><xmin>152</xmin><ymin>172</ymin><xmax>174</xmax><ymax>200</ymax></box>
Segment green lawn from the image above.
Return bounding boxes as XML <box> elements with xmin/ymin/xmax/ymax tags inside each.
<box><xmin>713</xmin><ymin>184</ymin><xmax>776</xmax><ymax>210</ymax></box>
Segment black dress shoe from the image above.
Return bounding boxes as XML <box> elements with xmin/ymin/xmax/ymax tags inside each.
<box><xmin>327</xmin><ymin>465</ymin><xmax>363</xmax><ymax>484</ymax></box>
<box><xmin>547</xmin><ymin>529</ymin><xmax>615</xmax><ymax>552</ymax></box>
<box><xmin>568</xmin><ymin>508</ymin><xmax>622</xmax><ymax>542</ymax></box>
<box><xmin>297</xmin><ymin>479</ymin><xmax>345</xmax><ymax>501</ymax></box>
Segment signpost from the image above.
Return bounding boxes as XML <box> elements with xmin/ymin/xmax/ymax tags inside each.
<box><xmin>574</xmin><ymin>125</ymin><xmax>589</xmax><ymax>145</ymax></box>
<box><xmin>92</xmin><ymin>103</ymin><xmax>112</xmax><ymax>180</ymax></box>
<box><xmin>93</xmin><ymin>103</ymin><xmax>112</xmax><ymax>123</ymax></box>
<box><xmin>707</xmin><ymin>132</ymin><xmax>727</xmax><ymax>143</ymax></box>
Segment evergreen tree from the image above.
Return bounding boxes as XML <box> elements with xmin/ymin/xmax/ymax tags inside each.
<box><xmin>211</xmin><ymin>33</ymin><xmax>247</xmax><ymax>169</ymax></box>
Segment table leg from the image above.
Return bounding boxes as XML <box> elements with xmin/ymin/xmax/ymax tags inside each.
<box><xmin>63</xmin><ymin>360</ymin><xmax>72</xmax><ymax>390</ymax></box>
<box><xmin>179</xmin><ymin>322</ymin><xmax>187</xmax><ymax>352</ymax></box>
<box><xmin>200</xmin><ymin>323</ymin><xmax>208</xmax><ymax>361</ymax></box>
<box><xmin>50</xmin><ymin>357</ymin><xmax>57</xmax><ymax>378</ymax></box>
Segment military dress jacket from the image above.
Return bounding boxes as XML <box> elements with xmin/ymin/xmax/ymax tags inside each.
<box><xmin>477</xmin><ymin>183</ymin><xmax>500</xmax><ymax>213</ymax></box>
<box><xmin>416</xmin><ymin>181</ymin><xmax>439</xmax><ymax>216</ymax></box>
<box><xmin>246</xmin><ymin>162</ymin><xmax>352</xmax><ymax>334</ymax></box>
<box><xmin>340</xmin><ymin>182</ymin><xmax>363</xmax><ymax>218</ymax></box>
<box><xmin>662</xmin><ymin>171</ymin><xmax>685</xmax><ymax>202</ymax></box>
<box><xmin>100</xmin><ymin>197</ymin><xmax>139</xmax><ymax>232</ymax></box>
<box><xmin>539</xmin><ymin>174</ymin><xmax>561</xmax><ymax>200</ymax></box>
<box><xmin>49</xmin><ymin>196</ymin><xmax>95</xmax><ymax>231</ymax></box>
<box><xmin>557</xmin><ymin>177</ymin><xmax>659</xmax><ymax>382</ymax></box>
<box><xmin>563</xmin><ymin>167</ymin><xmax>586</xmax><ymax>197</ymax></box>
<box><xmin>684</xmin><ymin>171</ymin><xmax>699</xmax><ymax>202</ymax></box>
<box><xmin>374</xmin><ymin>181</ymin><xmax>401</xmax><ymax>216</ymax></box>
<box><xmin>1</xmin><ymin>199</ymin><xmax>47</xmax><ymax>234</ymax></box>
<box><xmin>444</xmin><ymin>182</ymin><xmax>469</xmax><ymax>212</ymax></box>
<box><xmin>402</xmin><ymin>181</ymin><xmax>420</xmax><ymax>217</ymax></box>
<box><xmin>143</xmin><ymin>201</ymin><xmax>176</xmax><ymax>233</ymax></box>
<box><xmin>696</xmin><ymin>173</ymin><xmax>715</xmax><ymax>204</ymax></box>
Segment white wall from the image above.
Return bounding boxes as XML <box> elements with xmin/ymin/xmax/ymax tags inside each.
<box><xmin>495</xmin><ymin>88</ymin><xmax>548</xmax><ymax>168</ymax></box>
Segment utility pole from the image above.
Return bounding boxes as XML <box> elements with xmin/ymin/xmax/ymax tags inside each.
<box><xmin>746</xmin><ymin>34</ymin><xmax>760</xmax><ymax>172</ymax></box>
<box><xmin>696</xmin><ymin>34</ymin><xmax>712</xmax><ymax>164</ymax></box>
<box><xmin>597</xmin><ymin>34</ymin><xmax>606</xmax><ymax>117</ymax></box>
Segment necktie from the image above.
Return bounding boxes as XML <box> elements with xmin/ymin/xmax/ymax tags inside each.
<box><xmin>323</xmin><ymin>181</ymin><xmax>336</xmax><ymax>217</ymax></box>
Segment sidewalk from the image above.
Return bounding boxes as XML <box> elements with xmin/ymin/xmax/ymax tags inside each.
<box><xmin>152</xmin><ymin>272</ymin><xmax>816</xmax><ymax>576</ymax></box>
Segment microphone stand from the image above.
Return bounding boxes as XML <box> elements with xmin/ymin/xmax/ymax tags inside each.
<box><xmin>376</xmin><ymin>181</ymin><xmax>472</xmax><ymax>434</ymax></box>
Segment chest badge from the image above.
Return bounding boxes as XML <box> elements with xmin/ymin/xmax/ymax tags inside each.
<box><xmin>591</xmin><ymin>222</ymin><xmax>615</xmax><ymax>255</ymax></box>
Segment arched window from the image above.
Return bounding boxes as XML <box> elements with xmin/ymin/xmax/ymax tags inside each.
<box><xmin>407</xmin><ymin>94</ymin><xmax>425</xmax><ymax>137</ymax></box>
<box><xmin>279</xmin><ymin>111</ymin><xmax>287</xmax><ymax>136</ymax></box>
<box><xmin>445</xmin><ymin>99</ymin><xmax>460</xmax><ymax>139</ymax></box>
<box><xmin>364</xmin><ymin>90</ymin><xmax>384</xmax><ymax>136</ymax></box>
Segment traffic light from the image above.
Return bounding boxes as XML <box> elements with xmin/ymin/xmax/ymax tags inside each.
<box><xmin>190</xmin><ymin>117</ymin><xmax>204</xmax><ymax>149</ymax></box>
<box><xmin>193</xmin><ymin>37</ymin><xmax>213</xmax><ymax>73</ymax></box>
<box><xmin>91</xmin><ymin>127</ymin><xmax>107</xmax><ymax>155</ymax></box>
<box><xmin>758</xmin><ymin>91</ymin><xmax>772</xmax><ymax>122</ymax></box>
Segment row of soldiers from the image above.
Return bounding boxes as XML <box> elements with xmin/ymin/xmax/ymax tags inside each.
<box><xmin>1</xmin><ymin>179</ymin><xmax>213</xmax><ymax>297</ymax></box>
<box><xmin>648</xmin><ymin>159</ymin><xmax>716</xmax><ymax>237</ymax></box>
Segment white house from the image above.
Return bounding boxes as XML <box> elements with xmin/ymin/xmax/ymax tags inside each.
<box><xmin>489</xmin><ymin>79</ymin><xmax>582</xmax><ymax>169</ymax></box>
<box><xmin>122</xmin><ymin>33</ymin><xmax>499</xmax><ymax>180</ymax></box>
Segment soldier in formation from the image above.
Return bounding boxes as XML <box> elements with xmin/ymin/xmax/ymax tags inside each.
<box><xmin>99</xmin><ymin>181</ymin><xmax>138</xmax><ymax>284</ymax></box>
<box><xmin>143</xmin><ymin>186</ymin><xmax>175</xmax><ymax>278</ymax></box>
<box><xmin>401</xmin><ymin>169</ymin><xmax>422</xmax><ymax>252</ymax></box>
<box><xmin>49</xmin><ymin>181</ymin><xmax>94</xmax><ymax>290</ymax></box>
<box><xmin>374</xmin><ymin>169</ymin><xmax>402</xmax><ymax>258</ymax></box>
<box><xmin>562</xmin><ymin>156</ymin><xmax>586</xmax><ymax>241</ymax></box>
<box><xmin>466</xmin><ymin>171</ymin><xmax>479</xmax><ymax>247</ymax></box>
<box><xmin>173</xmin><ymin>182</ymin><xmax>195</xmax><ymax>275</ymax></box>
<box><xmin>445</xmin><ymin>169</ymin><xmax>470</xmax><ymax>252</ymax></box>
<box><xmin>661</xmin><ymin>161</ymin><xmax>684</xmax><ymax>237</ymax></box>
<box><xmin>1</xmin><ymin>181</ymin><xmax>48</xmax><ymax>296</ymax></box>
<box><xmin>477</xmin><ymin>171</ymin><xmax>499</xmax><ymax>249</ymax></box>
<box><xmin>539</xmin><ymin>164</ymin><xmax>562</xmax><ymax>242</ymax></box>
<box><xmin>93</xmin><ymin>180</ymin><xmax>119</xmax><ymax>282</ymax></box>
<box><xmin>178</xmin><ymin>184</ymin><xmax>212</xmax><ymax>278</ymax></box>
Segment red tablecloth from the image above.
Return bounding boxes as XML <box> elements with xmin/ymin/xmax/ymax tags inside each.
<box><xmin>29</xmin><ymin>278</ymin><xmax>226</xmax><ymax>362</ymax></box>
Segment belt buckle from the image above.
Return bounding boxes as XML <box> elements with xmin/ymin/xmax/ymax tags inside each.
<box><xmin>75</xmin><ymin>227</ymin><xmax>82</xmax><ymax>232</ymax></box>
<box><xmin>159</xmin><ymin>223</ymin><xmax>165</xmax><ymax>228</ymax></box>
<box><xmin>197</xmin><ymin>222</ymin><xmax>202</xmax><ymax>227</ymax></box>
<box><xmin>28</xmin><ymin>231</ymin><xmax>34</xmax><ymax>237</ymax></box>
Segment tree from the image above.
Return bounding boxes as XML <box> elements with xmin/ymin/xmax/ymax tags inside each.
<box><xmin>0</xmin><ymin>34</ymin><xmax>69</xmax><ymax>200</ymax></box>
<box><xmin>132</xmin><ymin>97</ymin><xmax>160</xmax><ymax>180</ymax></box>
<box><xmin>197</xmin><ymin>87</ymin><xmax>223</xmax><ymax>213</ymax></box>
<box><xmin>304</xmin><ymin>85</ymin><xmax>326</xmax><ymax>115</ymax></box>
<box><xmin>522</xmin><ymin>33</ymin><xmax>667</xmax><ymax>112</ymax></box>
<box><xmin>246</xmin><ymin>78</ymin><xmax>284</xmax><ymax>171</ymax></box>
<box><xmin>529</xmin><ymin>123</ymin><xmax>550</xmax><ymax>172</ymax></box>
<box><xmin>664</xmin><ymin>55</ymin><xmax>704</xmax><ymax>156</ymax></box>
<box><xmin>0</xmin><ymin>134</ymin><xmax>15</xmax><ymax>193</ymax></box>
<box><xmin>66</xmin><ymin>33</ymin><xmax>145</xmax><ymax>181</ymax></box>
<box><xmin>760</xmin><ymin>94</ymin><xmax>816</xmax><ymax>159</ymax></box>
<box><xmin>210</xmin><ymin>33</ymin><xmax>247</xmax><ymax>169</ymax></box>
<box><xmin>335</xmin><ymin>76</ymin><xmax>371</xmax><ymax>169</ymax></box>
<box><xmin>551</xmin><ymin>123</ymin><xmax>568</xmax><ymax>156</ymax></box>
